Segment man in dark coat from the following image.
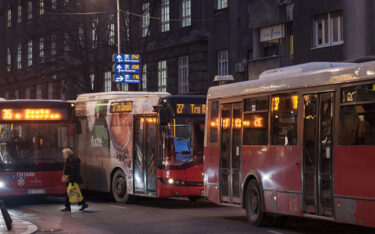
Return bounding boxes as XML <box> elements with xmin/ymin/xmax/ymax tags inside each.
<box><xmin>61</xmin><ymin>148</ymin><xmax>88</xmax><ymax>212</ymax></box>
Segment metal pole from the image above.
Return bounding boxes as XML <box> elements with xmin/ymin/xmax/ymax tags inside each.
<box><xmin>116</xmin><ymin>0</ymin><xmax>121</xmax><ymax>91</ymax></box>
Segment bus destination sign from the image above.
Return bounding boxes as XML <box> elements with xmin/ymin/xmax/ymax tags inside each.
<box><xmin>110</xmin><ymin>101</ymin><xmax>133</xmax><ymax>113</ymax></box>
<box><xmin>176</xmin><ymin>104</ymin><xmax>206</xmax><ymax>115</ymax></box>
<box><xmin>1</xmin><ymin>109</ymin><xmax>66</xmax><ymax>121</ymax></box>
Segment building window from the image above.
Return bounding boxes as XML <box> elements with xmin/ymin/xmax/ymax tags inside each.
<box><xmin>178</xmin><ymin>56</ymin><xmax>189</xmax><ymax>94</ymax></box>
<box><xmin>141</xmin><ymin>64</ymin><xmax>147</xmax><ymax>91</ymax></box>
<box><xmin>39</xmin><ymin>37</ymin><xmax>44</xmax><ymax>63</ymax></box>
<box><xmin>78</xmin><ymin>24</ymin><xmax>84</xmax><ymax>46</ymax></box>
<box><xmin>313</xmin><ymin>11</ymin><xmax>343</xmax><ymax>48</ymax></box>
<box><xmin>7</xmin><ymin>48</ymin><xmax>11</xmax><ymax>72</ymax></box>
<box><xmin>52</xmin><ymin>0</ymin><xmax>57</xmax><ymax>10</ymax></box>
<box><xmin>161</xmin><ymin>0</ymin><xmax>170</xmax><ymax>32</ymax></box>
<box><xmin>17</xmin><ymin>5</ymin><xmax>22</xmax><ymax>23</ymax></box>
<box><xmin>7</xmin><ymin>10</ymin><xmax>12</xmax><ymax>27</ymax></box>
<box><xmin>48</xmin><ymin>82</ymin><xmax>53</xmax><ymax>99</ymax></box>
<box><xmin>217</xmin><ymin>50</ymin><xmax>228</xmax><ymax>75</ymax></box>
<box><xmin>64</xmin><ymin>0</ymin><xmax>69</xmax><ymax>6</ymax></box>
<box><xmin>104</xmin><ymin>71</ymin><xmax>112</xmax><ymax>92</ymax></box>
<box><xmin>108</xmin><ymin>20</ymin><xmax>115</xmax><ymax>46</ymax></box>
<box><xmin>15</xmin><ymin>89</ymin><xmax>19</xmax><ymax>99</ymax></box>
<box><xmin>121</xmin><ymin>84</ymin><xmax>128</xmax><ymax>91</ymax></box>
<box><xmin>181</xmin><ymin>0</ymin><xmax>191</xmax><ymax>27</ymax></box>
<box><xmin>28</xmin><ymin>1</ymin><xmax>33</xmax><ymax>20</ymax></box>
<box><xmin>4</xmin><ymin>92</ymin><xmax>9</xmax><ymax>100</ymax></box>
<box><xmin>28</xmin><ymin>40</ymin><xmax>33</xmax><ymax>67</ymax></box>
<box><xmin>25</xmin><ymin>87</ymin><xmax>31</xmax><ymax>99</ymax></box>
<box><xmin>90</xmin><ymin>74</ymin><xmax>95</xmax><ymax>90</ymax></box>
<box><xmin>17</xmin><ymin>44</ymin><xmax>22</xmax><ymax>69</ymax></box>
<box><xmin>158</xmin><ymin>60</ymin><xmax>167</xmax><ymax>92</ymax></box>
<box><xmin>60</xmin><ymin>80</ymin><xmax>65</xmax><ymax>100</ymax></box>
<box><xmin>36</xmin><ymin>84</ymin><xmax>42</xmax><ymax>99</ymax></box>
<box><xmin>40</xmin><ymin>0</ymin><xmax>44</xmax><ymax>15</ymax></box>
<box><xmin>51</xmin><ymin>34</ymin><xmax>56</xmax><ymax>59</ymax></box>
<box><xmin>217</xmin><ymin>0</ymin><xmax>228</xmax><ymax>10</ymax></box>
<box><xmin>92</xmin><ymin>18</ymin><xmax>98</xmax><ymax>49</ymax></box>
<box><xmin>124</xmin><ymin>13</ymin><xmax>130</xmax><ymax>41</ymax></box>
<box><xmin>64</xmin><ymin>33</ymin><xmax>69</xmax><ymax>56</ymax></box>
<box><xmin>142</xmin><ymin>3</ymin><xmax>150</xmax><ymax>37</ymax></box>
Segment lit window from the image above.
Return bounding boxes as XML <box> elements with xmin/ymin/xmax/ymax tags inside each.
<box><xmin>17</xmin><ymin>5</ymin><xmax>22</xmax><ymax>23</ymax></box>
<box><xmin>39</xmin><ymin>37</ymin><xmax>44</xmax><ymax>63</ymax></box>
<box><xmin>158</xmin><ymin>60</ymin><xmax>167</xmax><ymax>92</ymax></box>
<box><xmin>7</xmin><ymin>10</ymin><xmax>12</xmax><ymax>27</ymax></box>
<box><xmin>40</xmin><ymin>0</ymin><xmax>44</xmax><ymax>15</ymax></box>
<box><xmin>142</xmin><ymin>3</ymin><xmax>150</xmax><ymax>37</ymax></box>
<box><xmin>108</xmin><ymin>15</ymin><xmax>115</xmax><ymax>46</ymax></box>
<box><xmin>17</xmin><ymin>44</ymin><xmax>22</xmax><ymax>69</ymax></box>
<box><xmin>141</xmin><ymin>64</ymin><xmax>147</xmax><ymax>91</ymax></box>
<box><xmin>52</xmin><ymin>0</ymin><xmax>57</xmax><ymax>10</ymax></box>
<box><xmin>161</xmin><ymin>0</ymin><xmax>170</xmax><ymax>32</ymax></box>
<box><xmin>7</xmin><ymin>48</ymin><xmax>11</xmax><ymax>72</ymax></box>
<box><xmin>181</xmin><ymin>0</ymin><xmax>191</xmax><ymax>27</ymax></box>
<box><xmin>28</xmin><ymin>40</ymin><xmax>33</xmax><ymax>67</ymax></box>
<box><xmin>178</xmin><ymin>56</ymin><xmax>189</xmax><ymax>94</ymax></box>
<box><xmin>28</xmin><ymin>1</ymin><xmax>32</xmax><ymax>20</ymax></box>
<box><xmin>217</xmin><ymin>50</ymin><xmax>228</xmax><ymax>75</ymax></box>
<box><xmin>217</xmin><ymin>0</ymin><xmax>228</xmax><ymax>10</ymax></box>
<box><xmin>104</xmin><ymin>71</ymin><xmax>112</xmax><ymax>92</ymax></box>
<box><xmin>313</xmin><ymin>11</ymin><xmax>343</xmax><ymax>48</ymax></box>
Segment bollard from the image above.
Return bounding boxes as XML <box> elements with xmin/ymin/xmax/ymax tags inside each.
<box><xmin>0</xmin><ymin>200</ymin><xmax>12</xmax><ymax>231</ymax></box>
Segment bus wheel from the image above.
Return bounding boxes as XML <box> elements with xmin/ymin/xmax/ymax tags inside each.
<box><xmin>187</xmin><ymin>196</ymin><xmax>201</xmax><ymax>202</ymax></box>
<box><xmin>111</xmin><ymin>170</ymin><xmax>129</xmax><ymax>203</ymax></box>
<box><xmin>245</xmin><ymin>179</ymin><xmax>268</xmax><ymax>226</ymax></box>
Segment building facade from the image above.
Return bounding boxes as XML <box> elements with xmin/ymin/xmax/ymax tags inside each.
<box><xmin>0</xmin><ymin>0</ymin><xmax>374</xmax><ymax>99</ymax></box>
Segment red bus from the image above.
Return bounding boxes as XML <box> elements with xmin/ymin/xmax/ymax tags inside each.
<box><xmin>75</xmin><ymin>92</ymin><xmax>206</xmax><ymax>202</ymax></box>
<box><xmin>0</xmin><ymin>100</ymin><xmax>75</xmax><ymax>196</ymax></box>
<box><xmin>204</xmin><ymin>61</ymin><xmax>375</xmax><ymax>228</ymax></box>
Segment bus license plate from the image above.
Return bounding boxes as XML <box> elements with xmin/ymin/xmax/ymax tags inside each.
<box><xmin>26</xmin><ymin>189</ymin><xmax>45</xmax><ymax>195</ymax></box>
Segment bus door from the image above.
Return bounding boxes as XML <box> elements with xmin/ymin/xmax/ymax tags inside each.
<box><xmin>133</xmin><ymin>116</ymin><xmax>158</xmax><ymax>196</ymax></box>
<box><xmin>220</xmin><ymin>103</ymin><xmax>241</xmax><ymax>204</ymax></box>
<box><xmin>303</xmin><ymin>92</ymin><xmax>334</xmax><ymax>217</ymax></box>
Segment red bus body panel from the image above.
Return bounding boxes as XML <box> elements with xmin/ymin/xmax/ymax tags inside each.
<box><xmin>0</xmin><ymin>170</ymin><xmax>65</xmax><ymax>196</ymax></box>
<box><xmin>156</xmin><ymin>164</ymin><xmax>204</xmax><ymax>198</ymax></box>
<box><xmin>204</xmin><ymin>146</ymin><xmax>220</xmax><ymax>205</ymax></box>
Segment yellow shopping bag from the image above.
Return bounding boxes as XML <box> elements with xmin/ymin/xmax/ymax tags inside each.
<box><xmin>67</xmin><ymin>183</ymin><xmax>83</xmax><ymax>203</ymax></box>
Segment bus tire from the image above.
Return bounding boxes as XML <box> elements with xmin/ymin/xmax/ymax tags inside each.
<box><xmin>187</xmin><ymin>196</ymin><xmax>201</xmax><ymax>202</ymax></box>
<box><xmin>111</xmin><ymin>169</ymin><xmax>129</xmax><ymax>203</ymax></box>
<box><xmin>245</xmin><ymin>179</ymin><xmax>269</xmax><ymax>226</ymax></box>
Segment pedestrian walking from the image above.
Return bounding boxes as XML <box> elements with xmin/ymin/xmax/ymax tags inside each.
<box><xmin>61</xmin><ymin>148</ymin><xmax>88</xmax><ymax>212</ymax></box>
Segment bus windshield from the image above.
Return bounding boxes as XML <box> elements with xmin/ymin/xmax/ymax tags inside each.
<box><xmin>162</xmin><ymin>119</ymin><xmax>204</xmax><ymax>168</ymax></box>
<box><xmin>0</xmin><ymin>123</ymin><xmax>73</xmax><ymax>164</ymax></box>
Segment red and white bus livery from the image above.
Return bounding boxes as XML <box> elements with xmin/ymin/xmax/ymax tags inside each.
<box><xmin>204</xmin><ymin>61</ymin><xmax>375</xmax><ymax>228</ymax></box>
<box><xmin>0</xmin><ymin>100</ymin><xmax>75</xmax><ymax>196</ymax></box>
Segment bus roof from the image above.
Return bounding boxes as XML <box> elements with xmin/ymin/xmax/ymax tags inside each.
<box><xmin>76</xmin><ymin>91</ymin><xmax>170</xmax><ymax>102</ymax></box>
<box><xmin>207</xmin><ymin>61</ymin><xmax>375</xmax><ymax>100</ymax></box>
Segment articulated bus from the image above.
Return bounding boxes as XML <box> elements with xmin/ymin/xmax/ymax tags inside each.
<box><xmin>0</xmin><ymin>100</ymin><xmax>75</xmax><ymax>196</ymax></box>
<box><xmin>204</xmin><ymin>61</ymin><xmax>375</xmax><ymax>228</ymax></box>
<box><xmin>75</xmin><ymin>92</ymin><xmax>206</xmax><ymax>202</ymax></box>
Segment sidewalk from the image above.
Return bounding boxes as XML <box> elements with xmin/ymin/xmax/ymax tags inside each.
<box><xmin>0</xmin><ymin>218</ymin><xmax>38</xmax><ymax>234</ymax></box>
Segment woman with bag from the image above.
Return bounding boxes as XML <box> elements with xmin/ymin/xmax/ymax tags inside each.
<box><xmin>61</xmin><ymin>148</ymin><xmax>88</xmax><ymax>212</ymax></box>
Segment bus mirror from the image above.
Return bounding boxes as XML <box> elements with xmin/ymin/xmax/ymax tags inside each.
<box><xmin>75</xmin><ymin>121</ymin><xmax>82</xmax><ymax>135</ymax></box>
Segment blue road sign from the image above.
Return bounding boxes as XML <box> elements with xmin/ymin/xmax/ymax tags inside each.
<box><xmin>113</xmin><ymin>64</ymin><xmax>140</xmax><ymax>73</ymax></box>
<box><xmin>114</xmin><ymin>74</ymin><xmax>140</xmax><ymax>83</ymax></box>
<box><xmin>113</xmin><ymin>54</ymin><xmax>141</xmax><ymax>63</ymax></box>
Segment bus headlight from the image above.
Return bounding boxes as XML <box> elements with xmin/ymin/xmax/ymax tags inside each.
<box><xmin>0</xmin><ymin>181</ymin><xmax>5</xmax><ymax>188</ymax></box>
<box><xmin>168</xmin><ymin>178</ymin><xmax>174</xmax><ymax>184</ymax></box>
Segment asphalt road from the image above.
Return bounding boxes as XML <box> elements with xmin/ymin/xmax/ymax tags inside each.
<box><xmin>2</xmin><ymin>193</ymin><xmax>374</xmax><ymax>234</ymax></box>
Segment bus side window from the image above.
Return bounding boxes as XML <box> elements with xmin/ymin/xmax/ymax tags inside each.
<box><xmin>210</xmin><ymin>101</ymin><xmax>219</xmax><ymax>142</ymax></box>
<box><xmin>243</xmin><ymin>96</ymin><xmax>269</xmax><ymax>145</ymax></box>
<box><xmin>271</xmin><ymin>94</ymin><xmax>298</xmax><ymax>145</ymax></box>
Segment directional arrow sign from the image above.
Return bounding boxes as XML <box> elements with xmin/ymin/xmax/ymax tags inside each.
<box><xmin>113</xmin><ymin>54</ymin><xmax>141</xmax><ymax>63</ymax></box>
<box><xmin>114</xmin><ymin>74</ymin><xmax>140</xmax><ymax>83</ymax></box>
<box><xmin>113</xmin><ymin>64</ymin><xmax>140</xmax><ymax>73</ymax></box>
